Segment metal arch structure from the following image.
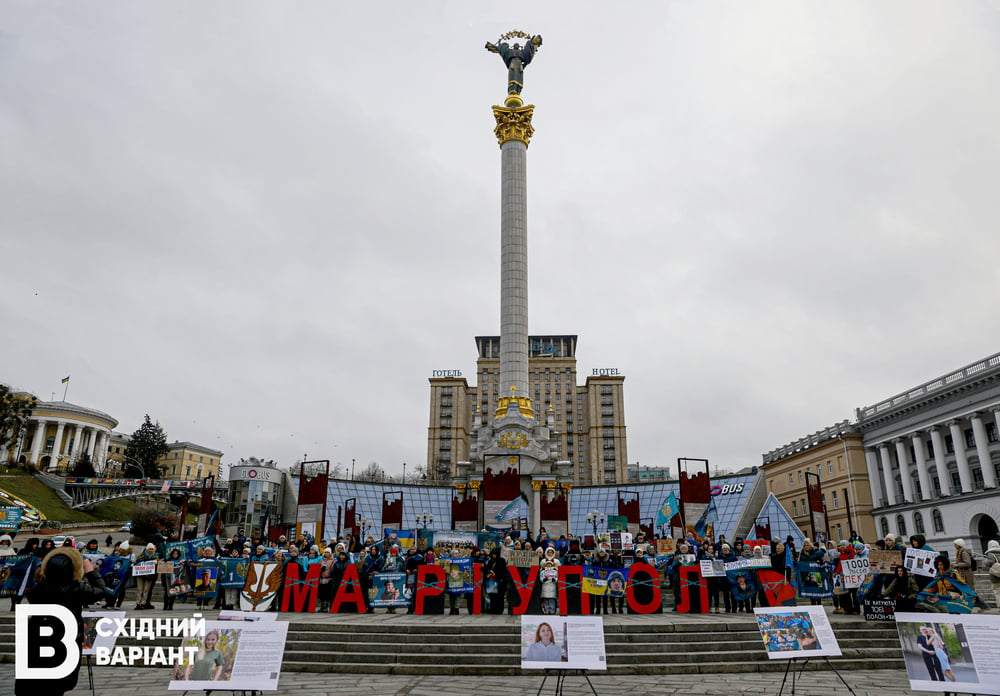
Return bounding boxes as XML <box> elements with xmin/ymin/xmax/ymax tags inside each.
<box><xmin>36</xmin><ymin>472</ymin><xmax>228</xmax><ymax>510</ymax></box>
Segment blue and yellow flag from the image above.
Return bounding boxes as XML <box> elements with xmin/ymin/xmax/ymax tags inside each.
<box><xmin>655</xmin><ymin>492</ymin><xmax>679</xmax><ymax>527</ymax></box>
<box><xmin>61</xmin><ymin>375</ymin><xmax>70</xmax><ymax>384</ymax></box>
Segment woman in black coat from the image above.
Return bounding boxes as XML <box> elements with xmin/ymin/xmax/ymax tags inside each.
<box><xmin>15</xmin><ymin>546</ymin><xmax>107</xmax><ymax>696</ymax></box>
<box><xmin>483</xmin><ymin>547</ymin><xmax>508</xmax><ymax>614</ymax></box>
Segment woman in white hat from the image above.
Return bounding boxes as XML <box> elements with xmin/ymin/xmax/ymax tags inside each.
<box><xmin>952</xmin><ymin>539</ymin><xmax>975</xmax><ymax>587</ymax></box>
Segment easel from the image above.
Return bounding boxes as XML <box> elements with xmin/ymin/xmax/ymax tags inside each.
<box><xmin>776</xmin><ymin>657</ymin><xmax>857</xmax><ymax>696</ymax></box>
<box><xmin>84</xmin><ymin>655</ymin><xmax>96</xmax><ymax>696</ymax></box>
<box><xmin>535</xmin><ymin>669</ymin><xmax>598</xmax><ymax>696</ymax></box>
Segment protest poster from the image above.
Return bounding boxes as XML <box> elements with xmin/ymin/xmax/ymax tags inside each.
<box><xmin>82</xmin><ymin>553</ymin><xmax>107</xmax><ymax>571</ymax></box>
<box><xmin>370</xmin><ymin>572</ymin><xmax>408</xmax><ymax>607</ymax></box>
<box><xmin>476</xmin><ymin>531</ymin><xmax>502</xmax><ymax>555</ymax></box>
<box><xmin>503</xmin><ymin>549</ymin><xmax>539</xmax><ymax>568</ymax></box>
<box><xmin>609</xmin><ymin>530</ymin><xmax>633</xmax><ymax>551</ymax></box>
<box><xmin>190</xmin><ymin>561</ymin><xmax>220</xmax><ymax>599</ymax></box>
<box><xmin>757</xmin><ymin>570</ymin><xmax>797</xmax><ymax>606</ymax></box>
<box><xmin>607</xmin><ymin>568</ymin><xmax>628</xmax><ymax>599</ymax></box>
<box><xmin>82</xmin><ymin>610</ymin><xmax>126</xmax><ymax>656</ymax></box>
<box><xmin>133</xmin><ymin>561</ymin><xmax>157</xmax><ymax>577</ymax></box>
<box><xmin>607</xmin><ymin>515</ymin><xmax>628</xmax><ymax>531</ymax></box>
<box><xmin>430</xmin><ymin>530</ymin><xmax>478</xmax><ymax>558</ymax></box>
<box><xmin>916</xmin><ymin>573</ymin><xmax>979</xmax><ymax>614</ymax></box>
<box><xmin>169</xmin><ymin>620</ymin><xmax>289</xmax><ymax>691</ymax></box>
<box><xmin>869</xmin><ymin>550</ymin><xmax>903</xmax><ymax>574</ymax></box>
<box><xmin>0</xmin><ymin>554</ymin><xmax>35</xmax><ymax>598</ymax></box>
<box><xmin>754</xmin><ymin>606</ymin><xmax>841</xmax><ymax>659</ymax></box>
<box><xmin>240</xmin><ymin>561</ymin><xmax>284</xmax><ymax>611</ymax></box>
<box><xmin>218</xmin><ymin>558</ymin><xmax>250</xmax><ymax>589</ymax></box>
<box><xmin>386</xmin><ymin>528</ymin><xmax>417</xmax><ymax>551</ymax></box>
<box><xmin>699</xmin><ymin>559</ymin><xmax>725</xmax><ymax>578</ymax></box>
<box><xmin>864</xmin><ymin>598</ymin><xmax>896</xmax><ymax>622</ymax></box>
<box><xmin>156</xmin><ymin>560</ymin><xmax>175</xmax><ymax>575</ymax></box>
<box><xmin>520</xmin><ymin>615</ymin><xmax>607</xmax><ymax>671</ymax></box>
<box><xmin>656</xmin><ymin>538</ymin><xmax>676</xmax><ymax>556</ymax></box>
<box><xmin>0</xmin><ymin>506</ymin><xmax>22</xmax><ymax>531</ymax></box>
<box><xmin>100</xmin><ymin>555</ymin><xmax>132</xmax><ymax>598</ymax></box>
<box><xmin>895</xmin><ymin>613</ymin><xmax>1000</xmax><ymax>694</ymax></box>
<box><xmin>904</xmin><ymin>548</ymin><xmax>939</xmax><ymax>578</ymax></box>
<box><xmin>582</xmin><ymin>564</ymin><xmax>611</xmax><ymax>595</ymax></box>
<box><xmin>795</xmin><ymin>561</ymin><xmax>833</xmax><ymax>599</ymax></box>
<box><xmin>727</xmin><ymin>567</ymin><xmax>756</xmax><ymax>603</ymax></box>
<box><xmin>841</xmin><ymin>558</ymin><xmax>869</xmax><ymax>589</ymax></box>
<box><xmin>440</xmin><ymin>556</ymin><xmax>474</xmax><ymax>594</ymax></box>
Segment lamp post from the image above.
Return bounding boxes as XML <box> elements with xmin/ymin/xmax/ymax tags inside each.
<box><xmin>352</xmin><ymin>458</ymin><xmax>356</xmax><ymax>481</ymax></box>
<box><xmin>415</xmin><ymin>511</ymin><xmax>434</xmax><ymax>529</ymax></box>
<box><xmin>119</xmin><ymin>455</ymin><xmax>147</xmax><ymax>480</ymax></box>
<box><xmin>402</xmin><ymin>461</ymin><xmax>406</xmax><ymax>484</ymax></box>
<box><xmin>358</xmin><ymin>517</ymin><xmax>372</xmax><ymax>540</ymax></box>
<box><xmin>586</xmin><ymin>510</ymin><xmax>605</xmax><ymax>537</ymax></box>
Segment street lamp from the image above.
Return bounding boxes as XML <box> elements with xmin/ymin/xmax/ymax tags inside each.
<box><xmin>402</xmin><ymin>461</ymin><xmax>406</xmax><ymax>484</ymax></box>
<box><xmin>415</xmin><ymin>511</ymin><xmax>434</xmax><ymax>529</ymax></box>
<box><xmin>119</xmin><ymin>455</ymin><xmax>147</xmax><ymax>479</ymax></box>
<box><xmin>358</xmin><ymin>517</ymin><xmax>372</xmax><ymax>539</ymax></box>
<box><xmin>586</xmin><ymin>510</ymin><xmax>605</xmax><ymax>537</ymax></box>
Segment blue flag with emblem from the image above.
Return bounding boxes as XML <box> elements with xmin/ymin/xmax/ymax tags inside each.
<box><xmin>655</xmin><ymin>492</ymin><xmax>679</xmax><ymax>528</ymax></box>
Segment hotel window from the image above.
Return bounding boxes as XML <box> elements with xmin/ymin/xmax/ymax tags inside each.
<box><xmin>788</xmin><ymin>474</ymin><xmax>794</xmax><ymax>485</ymax></box>
<box><xmin>798</xmin><ymin>471</ymin><xmax>803</xmax><ymax>483</ymax></box>
<box><xmin>792</xmin><ymin>500</ymin><xmax>798</xmax><ymax>515</ymax></box>
<box><xmin>831</xmin><ymin>491</ymin><xmax>839</xmax><ymax>509</ymax></box>
<box><xmin>827</xmin><ymin>461</ymin><xmax>833</xmax><ymax>474</ymax></box>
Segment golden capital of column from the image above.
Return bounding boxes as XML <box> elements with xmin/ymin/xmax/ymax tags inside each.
<box><xmin>454</xmin><ymin>483</ymin><xmax>467</xmax><ymax>492</ymax></box>
<box><xmin>544</xmin><ymin>480</ymin><xmax>557</xmax><ymax>490</ymax></box>
<box><xmin>468</xmin><ymin>480</ymin><xmax>481</xmax><ymax>490</ymax></box>
<box><xmin>561</xmin><ymin>483</ymin><xmax>573</xmax><ymax>492</ymax></box>
<box><xmin>492</xmin><ymin>104</ymin><xmax>535</xmax><ymax>148</ymax></box>
<box><xmin>530</xmin><ymin>480</ymin><xmax>544</xmax><ymax>491</ymax></box>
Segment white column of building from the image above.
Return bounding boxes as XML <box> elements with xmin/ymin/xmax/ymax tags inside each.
<box><xmin>86</xmin><ymin>428</ymin><xmax>98</xmax><ymax>461</ymax></box>
<box><xmin>531</xmin><ymin>482</ymin><xmax>541</xmax><ymax>533</ymax></box>
<box><xmin>864</xmin><ymin>448</ymin><xmax>884</xmax><ymax>507</ymax></box>
<box><xmin>929</xmin><ymin>426</ymin><xmax>952</xmax><ymax>496</ymax></box>
<box><xmin>49</xmin><ymin>421</ymin><xmax>66</xmax><ymax>471</ymax></box>
<box><xmin>499</xmin><ymin>138</ymin><xmax>530</xmax><ymax>399</ymax></box>
<box><xmin>893</xmin><ymin>439</ymin><xmax>914</xmax><ymax>503</ymax></box>
<box><xmin>878</xmin><ymin>444</ymin><xmax>897</xmax><ymax>506</ymax></box>
<box><xmin>28</xmin><ymin>419</ymin><xmax>47</xmax><ymax>466</ymax></box>
<box><xmin>911</xmin><ymin>432</ymin><xmax>933</xmax><ymax>501</ymax></box>
<box><xmin>68</xmin><ymin>424</ymin><xmax>84</xmax><ymax>467</ymax></box>
<box><xmin>96</xmin><ymin>431</ymin><xmax>109</xmax><ymax>473</ymax></box>
<box><xmin>947</xmin><ymin>420</ymin><xmax>974</xmax><ymax>493</ymax></box>
<box><xmin>970</xmin><ymin>413</ymin><xmax>997</xmax><ymax>488</ymax></box>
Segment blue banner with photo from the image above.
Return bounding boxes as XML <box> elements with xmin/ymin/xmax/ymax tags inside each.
<box><xmin>100</xmin><ymin>556</ymin><xmax>132</xmax><ymax>597</ymax></box>
<box><xmin>441</xmin><ymin>556</ymin><xmax>474</xmax><ymax>594</ymax></box>
<box><xmin>218</xmin><ymin>558</ymin><xmax>250</xmax><ymax>589</ymax></box>
<box><xmin>0</xmin><ymin>554</ymin><xmax>37</xmax><ymax>597</ymax></box>
<box><xmin>795</xmin><ymin>561</ymin><xmax>833</xmax><ymax>599</ymax></box>
<box><xmin>370</xmin><ymin>572</ymin><xmax>408</xmax><ymax>607</ymax></box>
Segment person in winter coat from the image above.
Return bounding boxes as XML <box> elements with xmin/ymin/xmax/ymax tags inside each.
<box><xmin>14</xmin><ymin>546</ymin><xmax>106</xmax><ymax>696</ymax></box>
<box><xmin>951</xmin><ymin>539</ymin><xmax>975</xmax><ymax>588</ymax></box>
<box><xmin>318</xmin><ymin>549</ymin><xmax>336</xmax><ymax>612</ymax></box>
<box><xmin>134</xmin><ymin>542</ymin><xmax>159</xmax><ymax>609</ymax></box>
<box><xmin>985</xmin><ymin>539</ymin><xmax>1000</xmax><ymax>609</ymax></box>
<box><xmin>880</xmin><ymin>565</ymin><xmax>922</xmax><ymax>612</ymax></box>
<box><xmin>539</xmin><ymin>546</ymin><xmax>561</xmax><ymax>615</ymax></box>
<box><xmin>0</xmin><ymin>534</ymin><xmax>14</xmax><ymax>558</ymax></box>
<box><xmin>484</xmin><ymin>546</ymin><xmax>508</xmax><ymax>614</ymax></box>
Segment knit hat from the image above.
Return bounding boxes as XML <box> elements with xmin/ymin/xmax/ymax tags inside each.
<box><xmin>987</xmin><ymin>540</ymin><xmax>999</xmax><ymax>552</ymax></box>
<box><xmin>885</xmin><ymin>533</ymin><xmax>895</xmax><ymax>542</ymax></box>
<box><xmin>0</xmin><ymin>534</ymin><xmax>11</xmax><ymax>544</ymax></box>
<box><xmin>145</xmin><ymin>543</ymin><xmax>156</xmax><ymax>551</ymax></box>
<box><xmin>119</xmin><ymin>541</ymin><xmax>130</xmax><ymax>551</ymax></box>
<box><xmin>953</xmin><ymin>538</ymin><xmax>966</xmax><ymax>547</ymax></box>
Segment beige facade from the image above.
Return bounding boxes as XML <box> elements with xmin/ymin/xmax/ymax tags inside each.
<box><xmin>158</xmin><ymin>441</ymin><xmax>223</xmax><ymax>481</ymax></box>
<box><xmin>427</xmin><ymin>335</ymin><xmax>628</xmax><ymax>485</ymax></box>
<box><xmin>761</xmin><ymin>423</ymin><xmax>877</xmax><ymax>542</ymax></box>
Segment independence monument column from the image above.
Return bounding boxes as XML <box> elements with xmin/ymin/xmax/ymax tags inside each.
<box><xmin>486</xmin><ymin>31</ymin><xmax>542</xmax><ymax>404</ymax></box>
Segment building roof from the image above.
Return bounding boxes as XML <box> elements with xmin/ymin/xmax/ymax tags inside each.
<box><xmin>762</xmin><ymin>420</ymin><xmax>855</xmax><ymax>465</ymax></box>
<box><xmin>31</xmin><ymin>400</ymin><xmax>118</xmax><ymax>428</ymax></box>
<box><xmin>165</xmin><ymin>441</ymin><xmax>224</xmax><ymax>457</ymax></box>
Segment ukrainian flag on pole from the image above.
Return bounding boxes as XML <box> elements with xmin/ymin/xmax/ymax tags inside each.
<box><xmin>61</xmin><ymin>375</ymin><xmax>70</xmax><ymax>384</ymax></box>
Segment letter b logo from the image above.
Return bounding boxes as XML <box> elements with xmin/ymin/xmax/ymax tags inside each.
<box><xmin>15</xmin><ymin>604</ymin><xmax>80</xmax><ymax>680</ymax></box>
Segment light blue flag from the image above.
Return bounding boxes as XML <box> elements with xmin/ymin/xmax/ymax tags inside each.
<box><xmin>655</xmin><ymin>492</ymin><xmax>679</xmax><ymax>527</ymax></box>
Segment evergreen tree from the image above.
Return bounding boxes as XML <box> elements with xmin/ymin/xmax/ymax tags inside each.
<box><xmin>125</xmin><ymin>414</ymin><xmax>170</xmax><ymax>478</ymax></box>
<box><xmin>71</xmin><ymin>452</ymin><xmax>97</xmax><ymax>477</ymax></box>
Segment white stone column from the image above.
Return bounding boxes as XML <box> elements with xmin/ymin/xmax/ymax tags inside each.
<box><xmin>50</xmin><ymin>421</ymin><xmax>66</xmax><ymax>471</ymax></box>
<box><xmin>911</xmin><ymin>432</ymin><xmax>933</xmax><ymax>501</ymax></box>
<box><xmin>970</xmin><ymin>413</ymin><xmax>997</xmax><ymax>488</ymax></box>
<box><xmin>894</xmin><ymin>439</ymin><xmax>914</xmax><ymax>503</ymax></box>
<box><xmin>878</xmin><ymin>444</ymin><xmax>897</xmax><ymax>506</ymax></box>
<box><xmin>864</xmin><ymin>448</ymin><xmax>883</xmax><ymax>507</ymax></box>
<box><xmin>499</xmin><ymin>138</ymin><xmax>530</xmax><ymax>398</ymax></box>
<box><xmin>68</xmin><ymin>424</ymin><xmax>84</xmax><ymax>468</ymax></box>
<box><xmin>28</xmin><ymin>419</ymin><xmax>47</xmax><ymax>466</ymax></box>
<box><xmin>86</xmin><ymin>428</ymin><xmax>98</xmax><ymax>461</ymax></box>
<box><xmin>929</xmin><ymin>426</ymin><xmax>952</xmax><ymax>496</ymax></box>
<box><xmin>95</xmin><ymin>431</ymin><xmax>109</xmax><ymax>473</ymax></box>
<box><xmin>948</xmin><ymin>420</ymin><xmax>974</xmax><ymax>493</ymax></box>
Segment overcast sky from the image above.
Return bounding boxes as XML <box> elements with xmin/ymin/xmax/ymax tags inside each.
<box><xmin>3</xmin><ymin>2</ymin><xmax>999</xmax><ymax>480</ymax></box>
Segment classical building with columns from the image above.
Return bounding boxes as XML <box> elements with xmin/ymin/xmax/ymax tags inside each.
<box><xmin>856</xmin><ymin>352</ymin><xmax>1000</xmax><ymax>554</ymax></box>
<box><xmin>1</xmin><ymin>399</ymin><xmax>118</xmax><ymax>473</ymax></box>
<box><xmin>761</xmin><ymin>421</ymin><xmax>877</xmax><ymax>542</ymax></box>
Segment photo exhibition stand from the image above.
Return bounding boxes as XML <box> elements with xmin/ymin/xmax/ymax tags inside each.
<box><xmin>777</xmin><ymin>657</ymin><xmax>858</xmax><ymax>696</ymax></box>
<box><xmin>534</xmin><ymin>669</ymin><xmax>598</xmax><ymax>696</ymax></box>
